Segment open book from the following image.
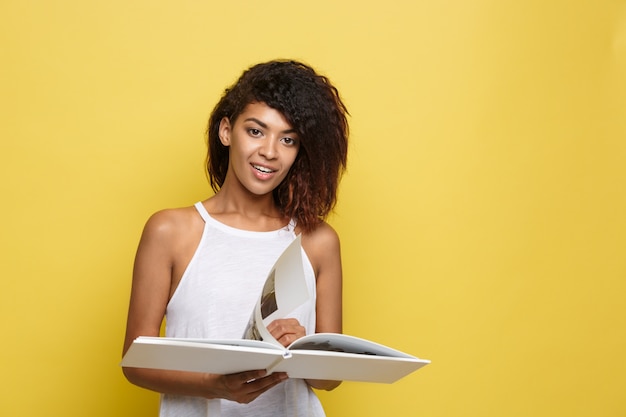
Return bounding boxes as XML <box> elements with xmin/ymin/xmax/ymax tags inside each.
<box><xmin>121</xmin><ymin>236</ymin><xmax>430</xmax><ymax>383</ymax></box>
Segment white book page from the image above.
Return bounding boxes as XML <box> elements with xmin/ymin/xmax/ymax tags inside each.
<box><xmin>153</xmin><ymin>337</ymin><xmax>285</xmax><ymax>351</ymax></box>
<box><xmin>288</xmin><ymin>333</ymin><xmax>419</xmax><ymax>358</ymax></box>
<box><xmin>121</xmin><ymin>337</ymin><xmax>285</xmax><ymax>375</ymax></box>
<box><xmin>272</xmin><ymin>349</ymin><xmax>429</xmax><ymax>383</ymax></box>
<box><xmin>243</xmin><ymin>235</ymin><xmax>311</xmax><ymax>344</ymax></box>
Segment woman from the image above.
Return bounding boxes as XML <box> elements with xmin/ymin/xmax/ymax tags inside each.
<box><xmin>123</xmin><ymin>59</ymin><xmax>349</xmax><ymax>416</ymax></box>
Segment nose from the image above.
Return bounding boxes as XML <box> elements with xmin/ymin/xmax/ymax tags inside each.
<box><xmin>259</xmin><ymin>137</ymin><xmax>278</xmax><ymax>159</ymax></box>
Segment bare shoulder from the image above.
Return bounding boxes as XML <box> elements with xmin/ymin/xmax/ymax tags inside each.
<box><xmin>301</xmin><ymin>221</ymin><xmax>340</xmax><ymax>249</ymax></box>
<box><xmin>300</xmin><ymin>222</ymin><xmax>341</xmax><ymax>270</ymax></box>
<box><xmin>140</xmin><ymin>205</ymin><xmax>202</xmax><ymax>246</ymax></box>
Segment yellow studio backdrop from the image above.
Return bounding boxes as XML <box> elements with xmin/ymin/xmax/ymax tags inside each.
<box><xmin>1</xmin><ymin>0</ymin><xmax>624</xmax><ymax>416</ymax></box>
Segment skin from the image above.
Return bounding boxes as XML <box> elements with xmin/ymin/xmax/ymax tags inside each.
<box><xmin>123</xmin><ymin>102</ymin><xmax>343</xmax><ymax>403</ymax></box>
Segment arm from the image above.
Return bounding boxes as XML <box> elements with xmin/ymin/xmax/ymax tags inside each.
<box><xmin>305</xmin><ymin>223</ymin><xmax>343</xmax><ymax>390</ymax></box>
<box><xmin>122</xmin><ymin>209</ymin><xmax>286</xmax><ymax>403</ymax></box>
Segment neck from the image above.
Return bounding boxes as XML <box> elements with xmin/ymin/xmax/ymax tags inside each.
<box><xmin>204</xmin><ymin>186</ymin><xmax>289</xmax><ymax>232</ymax></box>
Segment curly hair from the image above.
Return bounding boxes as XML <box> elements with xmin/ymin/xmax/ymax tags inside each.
<box><xmin>206</xmin><ymin>60</ymin><xmax>349</xmax><ymax>232</ymax></box>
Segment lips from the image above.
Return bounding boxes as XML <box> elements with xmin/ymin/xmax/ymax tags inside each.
<box><xmin>252</xmin><ymin>164</ymin><xmax>276</xmax><ymax>174</ymax></box>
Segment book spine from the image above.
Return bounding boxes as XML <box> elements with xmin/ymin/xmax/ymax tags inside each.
<box><xmin>265</xmin><ymin>351</ymin><xmax>292</xmax><ymax>374</ymax></box>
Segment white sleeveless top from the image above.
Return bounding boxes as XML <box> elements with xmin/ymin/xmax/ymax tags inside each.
<box><xmin>159</xmin><ymin>202</ymin><xmax>325</xmax><ymax>417</ymax></box>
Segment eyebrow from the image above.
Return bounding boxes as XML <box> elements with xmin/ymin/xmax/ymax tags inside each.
<box><xmin>243</xmin><ymin>117</ymin><xmax>297</xmax><ymax>135</ymax></box>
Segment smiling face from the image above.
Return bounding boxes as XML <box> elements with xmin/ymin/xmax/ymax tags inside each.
<box><xmin>218</xmin><ymin>102</ymin><xmax>300</xmax><ymax>198</ymax></box>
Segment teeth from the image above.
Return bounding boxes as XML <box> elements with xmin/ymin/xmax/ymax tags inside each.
<box><xmin>254</xmin><ymin>165</ymin><xmax>274</xmax><ymax>173</ymax></box>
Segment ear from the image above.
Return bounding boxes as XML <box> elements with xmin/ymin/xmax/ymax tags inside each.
<box><xmin>218</xmin><ymin>117</ymin><xmax>232</xmax><ymax>146</ymax></box>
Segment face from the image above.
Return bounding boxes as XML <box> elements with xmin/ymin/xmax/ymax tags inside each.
<box><xmin>219</xmin><ymin>102</ymin><xmax>300</xmax><ymax>197</ymax></box>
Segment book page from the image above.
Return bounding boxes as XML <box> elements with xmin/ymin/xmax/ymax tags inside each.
<box><xmin>120</xmin><ymin>335</ymin><xmax>429</xmax><ymax>383</ymax></box>
<box><xmin>242</xmin><ymin>235</ymin><xmax>311</xmax><ymax>344</ymax></box>
<box><xmin>272</xmin><ymin>349</ymin><xmax>429</xmax><ymax>383</ymax></box>
<box><xmin>121</xmin><ymin>337</ymin><xmax>286</xmax><ymax>375</ymax></box>
<box><xmin>288</xmin><ymin>333</ymin><xmax>419</xmax><ymax>358</ymax></box>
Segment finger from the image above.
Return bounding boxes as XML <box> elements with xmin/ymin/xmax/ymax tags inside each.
<box><xmin>245</xmin><ymin>372</ymin><xmax>288</xmax><ymax>395</ymax></box>
<box><xmin>236</xmin><ymin>369</ymin><xmax>269</xmax><ymax>385</ymax></box>
<box><xmin>267</xmin><ymin>318</ymin><xmax>300</xmax><ymax>333</ymax></box>
<box><xmin>227</xmin><ymin>372</ymin><xmax>288</xmax><ymax>404</ymax></box>
<box><xmin>267</xmin><ymin>320</ymin><xmax>305</xmax><ymax>346</ymax></box>
<box><xmin>276</xmin><ymin>332</ymin><xmax>301</xmax><ymax>347</ymax></box>
<box><xmin>221</xmin><ymin>369</ymin><xmax>265</xmax><ymax>393</ymax></box>
<box><xmin>220</xmin><ymin>370</ymin><xmax>283</xmax><ymax>404</ymax></box>
<box><xmin>275</xmin><ymin>325</ymin><xmax>306</xmax><ymax>345</ymax></box>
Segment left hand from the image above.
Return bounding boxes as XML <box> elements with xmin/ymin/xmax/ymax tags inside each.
<box><xmin>266</xmin><ymin>318</ymin><xmax>306</xmax><ymax>347</ymax></box>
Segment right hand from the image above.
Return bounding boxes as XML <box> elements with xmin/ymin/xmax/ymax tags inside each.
<box><xmin>210</xmin><ymin>370</ymin><xmax>288</xmax><ymax>404</ymax></box>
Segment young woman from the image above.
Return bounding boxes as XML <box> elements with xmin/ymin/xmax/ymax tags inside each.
<box><xmin>122</xmin><ymin>60</ymin><xmax>349</xmax><ymax>416</ymax></box>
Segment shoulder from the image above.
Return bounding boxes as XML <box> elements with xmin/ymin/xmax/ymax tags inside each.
<box><xmin>300</xmin><ymin>221</ymin><xmax>341</xmax><ymax>270</ymax></box>
<box><xmin>140</xmin><ymin>205</ymin><xmax>202</xmax><ymax>244</ymax></box>
<box><xmin>301</xmin><ymin>221</ymin><xmax>340</xmax><ymax>250</ymax></box>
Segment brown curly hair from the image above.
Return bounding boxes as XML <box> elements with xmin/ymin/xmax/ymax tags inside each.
<box><xmin>206</xmin><ymin>60</ymin><xmax>349</xmax><ymax>232</ymax></box>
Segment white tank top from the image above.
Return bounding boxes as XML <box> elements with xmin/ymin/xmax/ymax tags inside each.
<box><xmin>159</xmin><ymin>202</ymin><xmax>325</xmax><ymax>417</ymax></box>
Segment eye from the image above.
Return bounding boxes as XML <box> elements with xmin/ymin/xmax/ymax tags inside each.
<box><xmin>247</xmin><ymin>128</ymin><xmax>263</xmax><ymax>137</ymax></box>
<box><xmin>281</xmin><ymin>137</ymin><xmax>298</xmax><ymax>146</ymax></box>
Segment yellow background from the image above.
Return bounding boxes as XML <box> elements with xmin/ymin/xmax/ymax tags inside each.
<box><xmin>1</xmin><ymin>1</ymin><xmax>625</xmax><ymax>416</ymax></box>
